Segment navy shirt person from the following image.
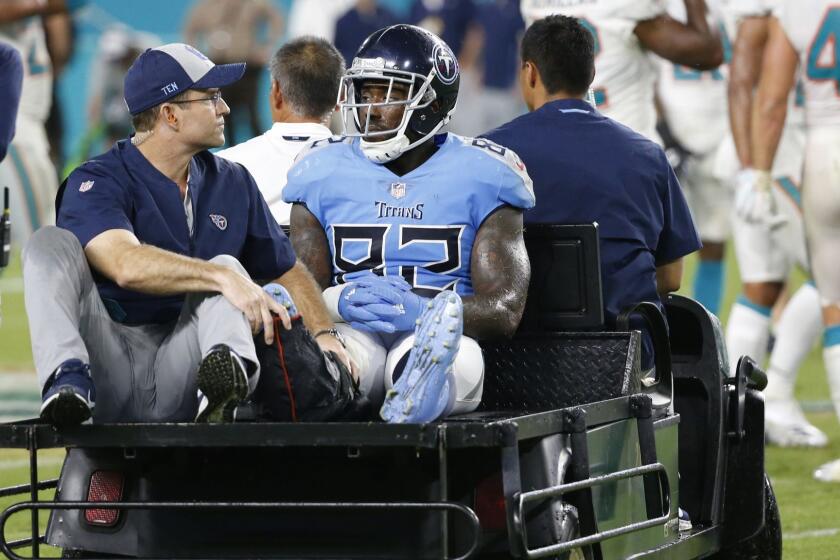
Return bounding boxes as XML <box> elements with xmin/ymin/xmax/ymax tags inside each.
<box><xmin>483</xmin><ymin>15</ymin><xmax>701</xmax><ymax>365</ymax></box>
<box><xmin>24</xmin><ymin>43</ymin><xmax>350</xmax><ymax>426</ymax></box>
<box><xmin>0</xmin><ymin>42</ymin><xmax>23</xmax><ymax>162</ymax></box>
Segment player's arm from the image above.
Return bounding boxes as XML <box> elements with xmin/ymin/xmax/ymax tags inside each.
<box><xmin>634</xmin><ymin>0</ymin><xmax>723</xmax><ymax>70</ymax></box>
<box><xmin>728</xmin><ymin>16</ymin><xmax>768</xmax><ymax>168</ymax></box>
<box><xmin>464</xmin><ymin>206</ymin><xmax>530</xmax><ymax>340</ymax></box>
<box><xmin>752</xmin><ymin>17</ymin><xmax>798</xmax><ymax>172</ymax></box>
<box><xmin>656</xmin><ymin>258</ymin><xmax>683</xmax><ymax>295</ymax></box>
<box><xmin>272</xmin><ymin>260</ymin><xmax>354</xmax><ymax>376</ymax></box>
<box><xmin>85</xmin><ymin>229</ymin><xmax>289</xmax><ymax>343</ymax></box>
<box><xmin>0</xmin><ymin>0</ymin><xmax>66</xmax><ymax>23</ymax></box>
<box><xmin>288</xmin><ymin>203</ymin><xmax>332</xmax><ymax>289</ymax></box>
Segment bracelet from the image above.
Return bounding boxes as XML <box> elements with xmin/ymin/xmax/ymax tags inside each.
<box><xmin>313</xmin><ymin>328</ymin><xmax>346</xmax><ymax>348</ymax></box>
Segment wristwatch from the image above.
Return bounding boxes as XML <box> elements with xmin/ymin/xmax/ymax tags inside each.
<box><xmin>313</xmin><ymin>328</ymin><xmax>347</xmax><ymax>349</ymax></box>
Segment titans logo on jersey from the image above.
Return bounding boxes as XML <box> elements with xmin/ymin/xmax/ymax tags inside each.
<box><xmin>283</xmin><ymin>134</ymin><xmax>535</xmax><ymax>297</ymax></box>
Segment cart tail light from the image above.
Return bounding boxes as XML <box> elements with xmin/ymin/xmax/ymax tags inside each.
<box><xmin>84</xmin><ymin>470</ymin><xmax>124</xmax><ymax>527</ymax></box>
<box><xmin>474</xmin><ymin>472</ymin><xmax>507</xmax><ymax>532</ymax></box>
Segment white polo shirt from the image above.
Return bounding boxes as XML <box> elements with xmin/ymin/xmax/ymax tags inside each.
<box><xmin>217</xmin><ymin>122</ymin><xmax>333</xmax><ymax>225</ymax></box>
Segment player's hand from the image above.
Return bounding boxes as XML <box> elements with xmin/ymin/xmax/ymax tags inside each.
<box><xmin>345</xmin><ymin>275</ymin><xmax>430</xmax><ymax>333</ymax></box>
<box><xmin>217</xmin><ymin>268</ymin><xmax>291</xmax><ymax>344</ymax></box>
<box><xmin>314</xmin><ymin>335</ymin><xmax>358</xmax><ymax>382</ymax></box>
<box><xmin>733</xmin><ymin>168</ymin><xmax>787</xmax><ymax>229</ymax></box>
<box><xmin>336</xmin><ymin>277</ymin><xmax>412</xmax><ymax>332</ymax></box>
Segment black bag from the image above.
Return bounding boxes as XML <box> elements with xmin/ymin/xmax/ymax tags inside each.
<box><xmin>252</xmin><ymin>315</ymin><xmax>370</xmax><ymax>421</ymax></box>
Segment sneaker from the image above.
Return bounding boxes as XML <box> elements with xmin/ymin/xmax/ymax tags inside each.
<box><xmin>814</xmin><ymin>458</ymin><xmax>840</xmax><ymax>483</ymax></box>
<box><xmin>195</xmin><ymin>345</ymin><xmax>249</xmax><ymax>423</ymax></box>
<box><xmin>40</xmin><ymin>359</ymin><xmax>95</xmax><ymax>427</ymax></box>
<box><xmin>765</xmin><ymin>398</ymin><xmax>828</xmax><ymax>447</ymax></box>
<box><xmin>380</xmin><ymin>291</ymin><xmax>462</xmax><ymax>424</ymax></box>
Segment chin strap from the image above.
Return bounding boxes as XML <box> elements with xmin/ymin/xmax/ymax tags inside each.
<box><xmin>359</xmin><ymin>118</ymin><xmax>450</xmax><ymax>164</ymax></box>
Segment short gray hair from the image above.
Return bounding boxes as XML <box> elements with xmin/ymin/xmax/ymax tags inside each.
<box><xmin>269</xmin><ymin>36</ymin><xmax>345</xmax><ymax>120</ymax></box>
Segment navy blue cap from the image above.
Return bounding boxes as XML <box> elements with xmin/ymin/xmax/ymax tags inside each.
<box><xmin>124</xmin><ymin>43</ymin><xmax>246</xmax><ymax>115</ymax></box>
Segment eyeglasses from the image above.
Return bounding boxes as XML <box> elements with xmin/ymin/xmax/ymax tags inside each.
<box><xmin>169</xmin><ymin>92</ymin><xmax>224</xmax><ymax>109</ymax></box>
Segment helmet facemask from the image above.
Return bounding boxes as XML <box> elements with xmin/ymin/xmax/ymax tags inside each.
<box><xmin>337</xmin><ymin>62</ymin><xmax>448</xmax><ymax>163</ymax></box>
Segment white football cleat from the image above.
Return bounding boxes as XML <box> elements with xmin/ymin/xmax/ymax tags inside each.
<box><xmin>814</xmin><ymin>459</ymin><xmax>840</xmax><ymax>483</ymax></box>
<box><xmin>764</xmin><ymin>398</ymin><xmax>828</xmax><ymax>448</ymax></box>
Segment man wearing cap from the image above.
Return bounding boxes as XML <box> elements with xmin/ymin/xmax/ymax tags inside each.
<box><xmin>22</xmin><ymin>43</ymin><xmax>350</xmax><ymax>426</ymax></box>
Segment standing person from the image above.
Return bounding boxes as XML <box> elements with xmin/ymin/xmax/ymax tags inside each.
<box><xmin>24</xmin><ymin>43</ymin><xmax>350</xmax><ymax>427</ymax></box>
<box><xmin>0</xmin><ymin>0</ymin><xmax>63</xmax><ymax>245</ymax></box>
<box><xmin>724</xmin><ymin>0</ymin><xmax>825</xmax><ymax>447</ymax></box>
<box><xmin>656</xmin><ymin>0</ymin><xmax>732</xmax><ymax>317</ymax></box>
<box><xmin>520</xmin><ymin>0</ymin><xmax>723</xmax><ymax>142</ymax></box>
<box><xmin>284</xmin><ymin>25</ymin><xmax>535</xmax><ymax>423</ymax></box>
<box><xmin>217</xmin><ymin>37</ymin><xmax>344</xmax><ymax>226</ymax></box>
<box><xmin>751</xmin><ymin>0</ymin><xmax>840</xmax><ymax>480</ymax></box>
<box><xmin>0</xmin><ymin>42</ymin><xmax>23</xmax><ymax>162</ymax></box>
<box><xmin>183</xmin><ymin>0</ymin><xmax>284</xmax><ymax>142</ymax></box>
<box><xmin>482</xmin><ymin>15</ymin><xmax>701</xmax><ymax>369</ymax></box>
<box><xmin>333</xmin><ymin>0</ymin><xmax>396</xmax><ymax>66</ymax></box>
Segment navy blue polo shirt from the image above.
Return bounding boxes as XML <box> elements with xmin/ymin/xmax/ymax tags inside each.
<box><xmin>57</xmin><ymin>139</ymin><xmax>296</xmax><ymax>325</ymax></box>
<box><xmin>0</xmin><ymin>42</ymin><xmax>23</xmax><ymax>162</ymax></box>
<box><xmin>483</xmin><ymin>99</ymin><xmax>701</xmax><ymax>363</ymax></box>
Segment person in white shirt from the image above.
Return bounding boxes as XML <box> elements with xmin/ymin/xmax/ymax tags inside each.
<box><xmin>217</xmin><ymin>36</ymin><xmax>344</xmax><ymax>225</ymax></box>
<box><xmin>752</xmin><ymin>0</ymin><xmax>840</xmax><ymax>481</ymax></box>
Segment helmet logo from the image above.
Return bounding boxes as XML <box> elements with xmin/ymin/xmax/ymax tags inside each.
<box><xmin>433</xmin><ymin>44</ymin><xmax>458</xmax><ymax>85</ymax></box>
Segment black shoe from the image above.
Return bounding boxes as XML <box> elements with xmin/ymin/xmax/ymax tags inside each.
<box><xmin>40</xmin><ymin>359</ymin><xmax>95</xmax><ymax>427</ymax></box>
<box><xmin>195</xmin><ymin>345</ymin><xmax>249</xmax><ymax>423</ymax></box>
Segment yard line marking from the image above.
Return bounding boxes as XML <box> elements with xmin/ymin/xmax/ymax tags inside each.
<box><xmin>786</xmin><ymin>528</ymin><xmax>840</xmax><ymax>540</ymax></box>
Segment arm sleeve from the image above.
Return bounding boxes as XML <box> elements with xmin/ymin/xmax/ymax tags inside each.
<box><xmin>57</xmin><ymin>168</ymin><xmax>134</xmax><ymax>248</ymax></box>
<box><xmin>654</xmin><ymin>151</ymin><xmax>702</xmax><ymax>265</ymax></box>
<box><xmin>0</xmin><ymin>43</ymin><xmax>23</xmax><ymax>162</ymax></box>
<box><xmin>496</xmin><ymin>147</ymin><xmax>536</xmax><ymax>210</ymax></box>
<box><xmin>239</xmin><ymin>167</ymin><xmax>297</xmax><ymax>279</ymax></box>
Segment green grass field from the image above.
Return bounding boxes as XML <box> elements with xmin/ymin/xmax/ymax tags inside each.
<box><xmin>1</xmin><ymin>248</ymin><xmax>839</xmax><ymax>557</ymax></box>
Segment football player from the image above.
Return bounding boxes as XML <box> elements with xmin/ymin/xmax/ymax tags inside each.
<box><xmin>751</xmin><ymin>0</ymin><xmax>840</xmax><ymax>480</ymax></box>
<box><xmin>283</xmin><ymin>25</ymin><xmax>535</xmax><ymax>423</ymax></box>
<box><xmin>724</xmin><ymin>0</ymin><xmax>825</xmax><ymax>447</ymax></box>
<box><xmin>520</xmin><ymin>0</ymin><xmax>723</xmax><ymax>142</ymax></box>
<box><xmin>656</xmin><ymin>0</ymin><xmax>732</xmax><ymax>316</ymax></box>
<box><xmin>0</xmin><ymin>1</ymin><xmax>62</xmax><ymax>244</ymax></box>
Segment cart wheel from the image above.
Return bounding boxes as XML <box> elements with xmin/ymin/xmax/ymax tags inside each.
<box><xmin>711</xmin><ymin>474</ymin><xmax>781</xmax><ymax>560</ymax></box>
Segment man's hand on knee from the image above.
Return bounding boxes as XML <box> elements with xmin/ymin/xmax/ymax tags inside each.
<box><xmin>217</xmin><ymin>267</ymin><xmax>291</xmax><ymax>344</ymax></box>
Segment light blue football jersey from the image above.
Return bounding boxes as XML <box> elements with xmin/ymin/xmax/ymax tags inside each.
<box><xmin>283</xmin><ymin>133</ymin><xmax>535</xmax><ymax>296</ymax></box>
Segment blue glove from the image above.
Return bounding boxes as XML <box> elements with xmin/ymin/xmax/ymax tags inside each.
<box><xmin>344</xmin><ymin>275</ymin><xmax>430</xmax><ymax>333</ymax></box>
<box><xmin>338</xmin><ymin>278</ymin><xmax>404</xmax><ymax>333</ymax></box>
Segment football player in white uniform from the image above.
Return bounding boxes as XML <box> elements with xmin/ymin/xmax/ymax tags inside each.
<box><xmin>217</xmin><ymin>37</ymin><xmax>344</xmax><ymax>226</ymax></box>
<box><xmin>657</xmin><ymin>0</ymin><xmax>732</xmax><ymax>317</ymax></box>
<box><xmin>520</xmin><ymin>0</ymin><xmax>723</xmax><ymax>142</ymax></box>
<box><xmin>724</xmin><ymin>0</ymin><xmax>826</xmax><ymax>447</ymax></box>
<box><xmin>0</xmin><ymin>1</ymin><xmax>62</xmax><ymax>245</ymax></box>
<box><xmin>752</xmin><ymin>0</ymin><xmax>840</xmax><ymax>479</ymax></box>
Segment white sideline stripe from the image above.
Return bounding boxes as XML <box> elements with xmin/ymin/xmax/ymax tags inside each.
<box><xmin>786</xmin><ymin>528</ymin><xmax>840</xmax><ymax>540</ymax></box>
<box><xmin>0</xmin><ymin>457</ymin><xmax>64</xmax><ymax>471</ymax></box>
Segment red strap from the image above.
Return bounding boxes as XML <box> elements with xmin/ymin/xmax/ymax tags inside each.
<box><xmin>274</xmin><ymin>316</ymin><xmax>298</xmax><ymax>422</ymax></box>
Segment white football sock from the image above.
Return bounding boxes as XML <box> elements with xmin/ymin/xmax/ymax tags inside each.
<box><xmin>765</xmin><ymin>283</ymin><xmax>823</xmax><ymax>401</ymax></box>
<box><xmin>725</xmin><ymin>299</ymin><xmax>772</xmax><ymax>375</ymax></box>
<box><xmin>825</xmin><ymin>340</ymin><xmax>840</xmax><ymax>423</ymax></box>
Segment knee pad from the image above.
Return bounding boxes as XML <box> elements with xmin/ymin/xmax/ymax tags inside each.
<box><xmin>385</xmin><ymin>334</ymin><xmax>485</xmax><ymax>415</ymax></box>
